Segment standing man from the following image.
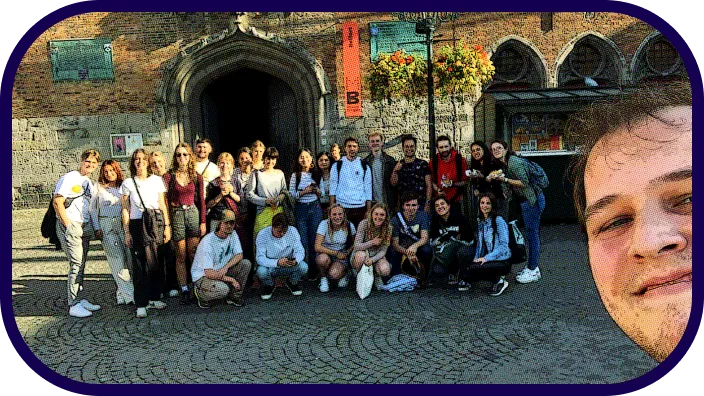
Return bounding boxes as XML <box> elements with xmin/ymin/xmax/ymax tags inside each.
<box><xmin>391</xmin><ymin>134</ymin><xmax>432</xmax><ymax>213</ymax></box>
<box><xmin>364</xmin><ymin>131</ymin><xmax>397</xmax><ymax>213</ymax></box>
<box><xmin>54</xmin><ymin>149</ymin><xmax>102</xmax><ymax>318</ymax></box>
<box><xmin>569</xmin><ymin>82</ymin><xmax>691</xmax><ymax>362</ymax></box>
<box><xmin>389</xmin><ymin>192</ymin><xmax>432</xmax><ymax>284</ymax></box>
<box><xmin>329</xmin><ymin>137</ymin><xmax>372</xmax><ymax>227</ymax></box>
<box><xmin>255</xmin><ymin>213</ymin><xmax>309</xmax><ymax>300</ymax></box>
<box><xmin>430</xmin><ymin>135</ymin><xmax>468</xmax><ymax>214</ymax></box>
<box><xmin>194</xmin><ymin>138</ymin><xmax>220</xmax><ymax>185</ymax></box>
<box><xmin>191</xmin><ymin>209</ymin><xmax>252</xmax><ymax>308</ymax></box>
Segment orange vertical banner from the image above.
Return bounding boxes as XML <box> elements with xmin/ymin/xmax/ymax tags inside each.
<box><xmin>342</xmin><ymin>21</ymin><xmax>362</xmax><ymax>117</ymax></box>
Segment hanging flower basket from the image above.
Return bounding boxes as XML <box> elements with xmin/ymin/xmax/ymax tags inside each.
<box><xmin>367</xmin><ymin>49</ymin><xmax>426</xmax><ymax>102</ymax></box>
<box><xmin>434</xmin><ymin>41</ymin><xmax>495</xmax><ymax>99</ymax></box>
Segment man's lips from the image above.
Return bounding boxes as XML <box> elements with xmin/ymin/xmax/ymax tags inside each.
<box><xmin>636</xmin><ymin>272</ymin><xmax>692</xmax><ymax>295</ymax></box>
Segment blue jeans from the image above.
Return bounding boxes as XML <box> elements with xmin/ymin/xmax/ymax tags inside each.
<box><xmin>256</xmin><ymin>261</ymin><xmax>309</xmax><ymax>287</ymax></box>
<box><xmin>294</xmin><ymin>201</ymin><xmax>323</xmax><ymax>265</ymax></box>
<box><xmin>520</xmin><ymin>192</ymin><xmax>545</xmax><ymax>270</ymax></box>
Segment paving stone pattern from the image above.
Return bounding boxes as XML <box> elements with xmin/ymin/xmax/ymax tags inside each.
<box><xmin>11</xmin><ymin>209</ymin><xmax>657</xmax><ymax>384</ymax></box>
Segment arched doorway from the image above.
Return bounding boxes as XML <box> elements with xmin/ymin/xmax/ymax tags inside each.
<box><xmin>156</xmin><ymin>25</ymin><xmax>333</xmax><ymax>178</ymax></box>
<box><xmin>201</xmin><ymin>68</ymin><xmax>299</xmax><ymax>174</ymax></box>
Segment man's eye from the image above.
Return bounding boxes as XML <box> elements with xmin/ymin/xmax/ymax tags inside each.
<box><xmin>599</xmin><ymin>217</ymin><xmax>632</xmax><ymax>233</ymax></box>
<box><xmin>672</xmin><ymin>194</ymin><xmax>692</xmax><ymax>213</ymax></box>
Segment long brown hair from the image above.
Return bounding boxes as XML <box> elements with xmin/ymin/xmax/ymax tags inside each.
<box><xmin>170</xmin><ymin>143</ymin><xmax>197</xmax><ymax>183</ymax></box>
<box><xmin>364</xmin><ymin>203</ymin><xmax>391</xmax><ymax>245</ymax></box>
<box><xmin>98</xmin><ymin>160</ymin><xmax>125</xmax><ymax>186</ymax></box>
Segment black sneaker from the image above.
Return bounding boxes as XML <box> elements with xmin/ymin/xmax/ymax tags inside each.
<box><xmin>489</xmin><ymin>278</ymin><xmax>509</xmax><ymax>297</ymax></box>
<box><xmin>260</xmin><ymin>285</ymin><xmax>274</xmax><ymax>300</ymax></box>
<box><xmin>193</xmin><ymin>288</ymin><xmax>211</xmax><ymax>309</ymax></box>
<box><xmin>179</xmin><ymin>290</ymin><xmax>192</xmax><ymax>305</ymax></box>
<box><xmin>226</xmin><ymin>297</ymin><xmax>244</xmax><ymax>307</ymax></box>
<box><xmin>286</xmin><ymin>280</ymin><xmax>303</xmax><ymax>296</ymax></box>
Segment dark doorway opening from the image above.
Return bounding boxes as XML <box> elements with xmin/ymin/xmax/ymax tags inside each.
<box><xmin>201</xmin><ymin>68</ymin><xmax>299</xmax><ymax>176</ymax></box>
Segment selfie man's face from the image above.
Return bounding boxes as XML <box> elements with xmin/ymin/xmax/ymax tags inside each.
<box><xmin>583</xmin><ymin>106</ymin><xmax>692</xmax><ymax>362</ymax></box>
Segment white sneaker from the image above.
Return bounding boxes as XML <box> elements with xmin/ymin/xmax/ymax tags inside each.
<box><xmin>516</xmin><ymin>267</ymin><xmax>542</xmax><ymax>284</ymax></box>
<box><xmin>516</xmin><ymin>266</ymin><xmax>528</xmax><ymax>277</ymax></box>
<box><xmin>147</xmin><ymin>300</ymin><xmax>167</xmax><ymax>310</ymax></box>
<box><xmin>116</xmin><ymin>295</ymin><xmax>134</xmax><ymax>305</ymax></box>
<box><xmin>374</xmin><ymin>275</ymin><xmax>384</xmax><ymax>291</ymax></box>
<box><xmin>136</xmin><ymin>307</ymin><xmax>147</xmax><ymax>318</ymax></box>
<box><xmin>69</xmin><ymin>304</ymin><xmax>92</xmax><ymax>318</ymax></box>
<box><xmin>79</xmin><ymin>299</ymin><xmax>101</xmax><ymax>311</ymax></box>
<box><xmin>319</xmin><ymin>277</ymin><xmax>330</xmax><ymax>293</ymax></box>
<box><xmin>337</xmin><ymin>275</ymin><xmax>348</xmax><ymax>288</ymax></box>
<box><xmin>168</xmin><ymin>289</ymin><xmax>180</xmax><ymax>298</ymax></box>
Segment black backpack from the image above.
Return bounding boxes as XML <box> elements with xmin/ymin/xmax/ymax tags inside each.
<box><xmin>335</xmin><ymin>158</ymin><xmax>370</xmax><ymax>187</ymax></box>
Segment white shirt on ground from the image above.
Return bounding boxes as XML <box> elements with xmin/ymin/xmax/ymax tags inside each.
<box><xmin>255</xmin><ymin>226</ymin><xmax>305</xmax><ymax>268</ymax></box>
<box><xmin>191</xmin><ymin>231</ymin><xmax>243</xmax><ymax>283</ymax></box>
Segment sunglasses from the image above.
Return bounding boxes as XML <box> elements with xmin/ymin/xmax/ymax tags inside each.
<box><xmin>176</xmin><ymin>153</ymin><xmax>190</xmax><ymax>157</ymax></box>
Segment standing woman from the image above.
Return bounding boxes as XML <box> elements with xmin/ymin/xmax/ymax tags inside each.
<box><xmin>121</xmin><ymin>149</ymin><xmax>171</xmax><ymax>318</ymax></box>
<box><xmin>233</xmin><ymin>147</ymin><xmax>254</xmax><ymax>258</ymax></box>
<box><xmin>316</xmin><ymin>152</ymin><xmax>332</xmax><ymax>216</ymax></box>
<box><xmin>247</xmin><ymin>147</ymin><xmax>288</xmax><ymax>240</ymax></box>
<box><xmin>351</xmin><ymin>203</ymin><xmax>392</xmax><ymax>290</ymax></box>
<box><xmin>149</xmin><ymin>151</ymin><xmax>179</xmax><ymax>298</ymax></box>
<box><xmin>250</xmin><ymin>140</ymin><xmax>266</xmax><ymax>171</ymax></box>
<box><xmin>489</xmin><ymin>140</ymin><xmax>545</xmax><ymax>284</ymax></box>
<box><xmin>290</xmin><ymin>148</ymin><xmax>323</xmax><ymax>276</ymax></box>
<box><xmin>206</xmin><ymin>152</ymin><xmax>248</xmax><ymax>253</ymax></box>
<box><xmin>465</xmin><ymin>141</ymin><xmax>502</xmax><ymax>224</ymax></box>
<box><xmin>90</xmin><ymin>160</ymin><xmax>135</xmax><ymax>305</ymax></box>
<box><xmin>163</xmin><ymin>143</ymin><xmax>207</xmax><ymax>305</ymax></box>
<box><xmin>457</xmin><ymin>192</ymin><xmax>511</xmax><ymax>295</ymax></box>
<box><xmin>487</xmin><ymin>141</ymin><xmax>512</xmax><ymax>221</ymax></box>
<box><xmin>314</xmin><ymin>204</ymin><xmax>355</xmax><ymax>292</ymax></box>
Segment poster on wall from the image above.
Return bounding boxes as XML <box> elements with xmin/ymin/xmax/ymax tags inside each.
<box><xmin>110</xmin><ymin>133</ymin><xmax>143</xmax><ymax>158</ymax></box>
<box><xmin>342</xmin><ymin>20</ymin><xmax>362</xmax><ymax>117</ymax></box>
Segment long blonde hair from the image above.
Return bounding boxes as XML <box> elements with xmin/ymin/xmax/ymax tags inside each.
<box><xmin>365</xmin><ymin>203</ymin><xmax>391</xmax><ymax>245</ymax></box>
<box><xmin>326</xmin><ymin>204</ymin><xmax>349</xmax><ymax>242</ymax></box>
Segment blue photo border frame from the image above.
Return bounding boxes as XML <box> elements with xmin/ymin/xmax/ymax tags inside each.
<box><xmin>2</xmin><ymin>0</ymin><xmax>701</xmax><ymax>394</ymax></box>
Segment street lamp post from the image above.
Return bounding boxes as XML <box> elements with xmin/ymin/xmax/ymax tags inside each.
<box><xmin>394</xmin><ymin>12</ymin><xmax>458</xmax><ymax>162</ymax></box>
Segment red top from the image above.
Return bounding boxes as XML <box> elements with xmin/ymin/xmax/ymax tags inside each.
<box><xmin>162</xmin><ymin>173</ymin><xmax>206</xmax><ymax>224</ymax></box>
<box><xmin>429</xmin><ymin>149</ymin><xmax>468</xmax><ymax>204</ymax></box>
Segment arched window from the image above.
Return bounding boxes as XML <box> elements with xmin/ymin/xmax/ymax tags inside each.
<box><xmin>557</xmin><ymin>35</ymin><xmax>622</xmax><ymax>88</ymax></box>
<box><xmin>487</xmin><ymin>39</ymin><xmax>546</xmax><ymax>91</ymax></box>
<box><xmin>632</xmin><ymin>34</ymin><xmax>687</xmax><ymax>83</ymax></box>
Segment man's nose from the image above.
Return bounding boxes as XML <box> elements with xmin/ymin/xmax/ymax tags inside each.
<box><xmin>628</xmin><ymin>204</ymin><xmax>687</xmax><ymax>260</ymax></box>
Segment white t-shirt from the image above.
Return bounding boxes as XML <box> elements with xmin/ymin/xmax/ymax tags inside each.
<box><xmin>120</xmin><ymin>176</ymin><xmax>166</xmax><ymax>220</ymax></box>
<box><xmin>196</xmin><ymin>160</ymin><xmax>220</xmax><ymax>184</ymax></box>
<box><xmin>316</xmin><ymin>219</ymin><xmax>356</xmax><ymax>252</ymax></box>
<box><xmin>191</xmin><ymin>231</ymin><xmax>243</xmax><ymax>283</ymax></box>
<box><xmin>53</xmin><ymin>170</ymin><xmax>95</xmax><ymax>223</ymax></box>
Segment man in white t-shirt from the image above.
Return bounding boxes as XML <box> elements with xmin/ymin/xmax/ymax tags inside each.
<box><xmin>53</xmin><ymin>149</ymin><xmax>101</xmax><ymax>318</ymax></box>
<box><xmin>194</xmin><ymin>138</ymin><xmax>220</xmax><ymax>184</ymax></box>
<box><xmin>191</xmin><ymin>209</ymin><xmax>252</xmax><ymax>308</ymax></box>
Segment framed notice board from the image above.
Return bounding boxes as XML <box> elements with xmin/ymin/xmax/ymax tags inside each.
<box><xmin>49</xmin><ymin>38</ymin><xmax>114</xmax><ymax>82</ymax></box>
<box><xmin>369</xmin><ymin>21</ymin><xmax>426</xmax><ymax>61</ymax></box>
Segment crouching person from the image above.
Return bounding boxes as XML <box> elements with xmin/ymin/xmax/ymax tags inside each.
<box><xmin>458</xmin><ymin>193</ymin><xmax>510</xmax><ymax>296</ymax></box>
<box><xmin>191</xmin><ymin>209</ymin><xmax>252</xmax><ymax>308</ymax></box>
<box><xmin>255</xmin><ymin>213</ymin><xmax>308</xmax><ymax>300</ymax></box>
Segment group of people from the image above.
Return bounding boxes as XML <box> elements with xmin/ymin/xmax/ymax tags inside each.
<box><xmin>49</xmin><ymin>82</ymin><xmax>692</xmax><ymax>365</ymax></box>
<box><xmin>53</xmin><ymin>131</ymin><xmax>545</xmax><ymax>319</ymax></box>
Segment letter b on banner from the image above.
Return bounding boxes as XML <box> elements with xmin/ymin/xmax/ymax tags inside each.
<box><xmin>347</xmin><ymin>92</ymin><xmax>360</xmax><ymax>105</ymax></box>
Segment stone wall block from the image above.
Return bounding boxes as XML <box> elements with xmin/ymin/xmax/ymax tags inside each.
<box><xmin>18</xmin><ymin>118</ymin><xmax>28</xmax><ymax>132</ymax></box>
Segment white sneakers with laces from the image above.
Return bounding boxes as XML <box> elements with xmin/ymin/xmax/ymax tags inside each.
<box><xmin>337</xmin><ymin>275</ymin><xmax>348</xmax><ymax>288</ymax></box>
<box><xmin>69</xmin><ymin>304</ymin><xmax>92</xmax><ymax>318</ymax></box>
<box><xmin>516</xmin><ymin>267</ymin><xmax>542</xmax><ymax>284</ymax></box>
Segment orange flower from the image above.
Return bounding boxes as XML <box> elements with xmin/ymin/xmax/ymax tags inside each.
<box><xmin>474</xmin><ymin>44</ymin><xmax>483</xmax><ymax>51</ymax></box>
<box><xmin>447</xmin><ymin>67</ymin><xmax>453</xmax><ymax>72</ymax></box>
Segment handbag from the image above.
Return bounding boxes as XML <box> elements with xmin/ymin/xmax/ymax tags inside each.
<box><xmin>356</xmin><ymin>262</ymin><xmax>374</xmax><ymax>300</ymax></box>
<box><xmin>133</xmin><ymin>177</ymin><xmax>165</xmax><ymax>246</ymax></box>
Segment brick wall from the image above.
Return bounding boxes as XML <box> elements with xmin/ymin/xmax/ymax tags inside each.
<box><xmin>11</xmin><ymin>12</ymin><xmax>655</xmax><ymax>208</ymax></box>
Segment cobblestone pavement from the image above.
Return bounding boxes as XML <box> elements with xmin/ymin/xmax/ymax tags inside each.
<box><xmin>11</xmin><ymin>209</ymin><xmax>657</xmax><ymax>384</ymax></box>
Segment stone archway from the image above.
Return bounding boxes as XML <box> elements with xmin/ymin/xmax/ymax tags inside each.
<box><xmin>155</xmin><ymin>23</ymin><xmax>333</xmax><ymax>173</ymax></box>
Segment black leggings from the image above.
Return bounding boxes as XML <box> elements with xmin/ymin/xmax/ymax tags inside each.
<box><xmin>129</xmin><ymin>220</ymin><xmax>164</xmax><ymax>308</ymax></box>
<box><xmin>457</xmin><ymin>246</ymin><xmax>510</xmax><ymax>283</ymax></box>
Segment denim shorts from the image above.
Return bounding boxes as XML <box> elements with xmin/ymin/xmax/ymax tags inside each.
<box><xmin>171</xmin><ymin>205</ymin><xmax>200</xmax><ymax>242</ymax></box>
